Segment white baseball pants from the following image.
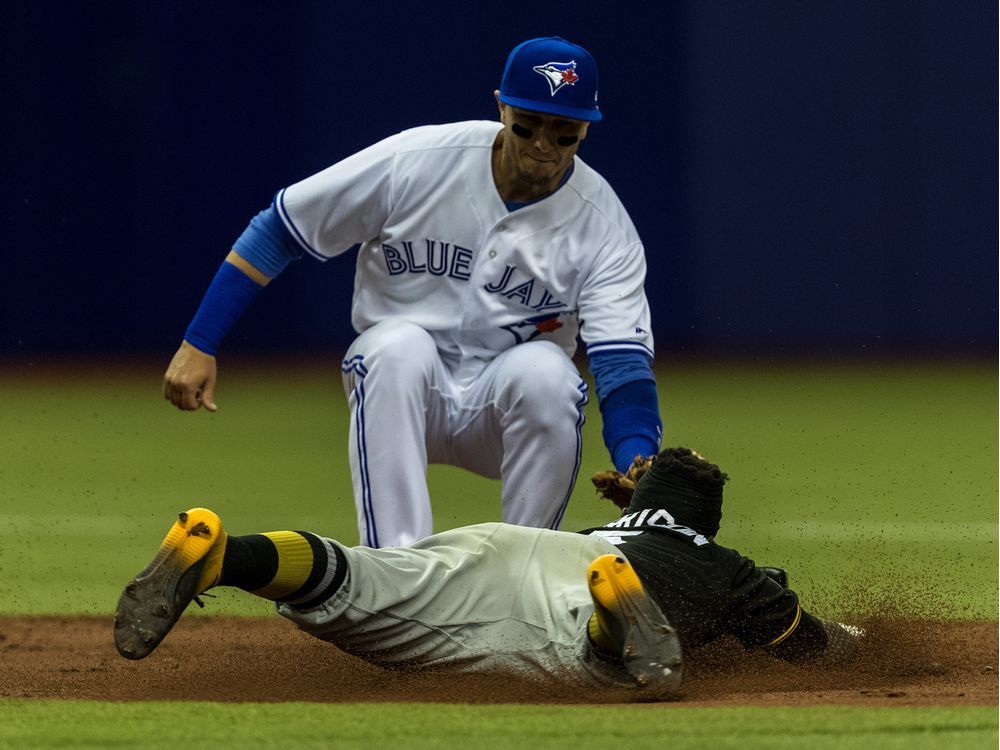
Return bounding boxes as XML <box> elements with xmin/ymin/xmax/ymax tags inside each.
<box><xmin>340</xmin><ymin>319</ymin><xmax>589</xmax><ymax>547</ymax></box>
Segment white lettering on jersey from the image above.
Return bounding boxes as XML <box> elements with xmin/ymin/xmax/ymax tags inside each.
<box><xmin>382</xmin><ymin>240</ymin><xmax>474</xmax><ymax>280</ymax></box>
<box><xmin>484</xmin><ymin>265</ymin><xmax>566</xmax><ymax>312</ymax></box>
<box><xmin>588</xmin><ymin>529</ymin><xmax>644</xmax><ymax>546</ymax></box>
<box><xmin>646</xmin><ymin>509</ymin><xmax>676</xmax><ymax>527</ymax></box>
<box><xmin>600</xmin><ymin>507</ymin><xmax>711</xmax><ymax>547</ymax></box>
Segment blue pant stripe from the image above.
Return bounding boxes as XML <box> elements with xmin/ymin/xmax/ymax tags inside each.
<box><xmin>345</xmin><ymin>359</ymin><xmax>377</xmax><ymax>547</ymax></box>
<box><xmin>357</xmin><ymin>380</ymin><xmax>378</xmax><ymax>547</ymax></box>
<box><xmin>549</xmin><ymin>378</ymin><xmax>589</xmax><ymax>530</ymax></box>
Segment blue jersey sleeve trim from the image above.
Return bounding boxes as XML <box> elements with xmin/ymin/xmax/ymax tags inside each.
<box><xmin>232</xmin><ymin>205</ymin><xmax>304</xmax><ymax>278</ymax></box>
<box><xmin>275</xmin><ymin>188</ymin><xmax>326</xmax><ymax>261</ymax></box>
<box><xmin>586</xmin><ymin>340</ymin><xmax>654</xmax><ymax>358</ymax></box>
<box><xmin>588</xmin><ymin>348</ymin><xmax>656</xmax><ymax>403</ymax></box>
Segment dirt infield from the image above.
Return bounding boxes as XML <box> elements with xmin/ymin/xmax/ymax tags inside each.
<box><xmin>1</xmin><ymin>615</ymin><xmax>995</xmax><ymax>706</ymax></box>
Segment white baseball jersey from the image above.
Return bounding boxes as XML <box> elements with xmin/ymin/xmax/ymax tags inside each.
<box><xmin>274</xmin><ymin>120</ymin><xmax>654</xmax><ymax>364</ymax></box>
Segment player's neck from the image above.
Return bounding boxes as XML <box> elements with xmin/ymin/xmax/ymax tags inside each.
<box><xmin>491</xmin><ymin>136</ymin><xmax>567</xmax><ymax>203</ymax></box>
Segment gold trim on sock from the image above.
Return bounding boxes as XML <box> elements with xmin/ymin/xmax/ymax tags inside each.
<box><xmin>252</xmin><ymin>531</ymin><xmax>314</xmax><ymax>600</ymax></box>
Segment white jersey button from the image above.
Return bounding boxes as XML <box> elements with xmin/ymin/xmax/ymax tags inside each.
<box><xmin>489</xmin><ymin>250</ymin><xmax>497</xmax><ymax>259</ymax></box>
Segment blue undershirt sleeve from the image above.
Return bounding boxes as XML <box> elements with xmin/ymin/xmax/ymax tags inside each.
<box><xmin>182</xmin><ymin>203</ymin><xmax>301</xmax><ymax>356</ymax></box>
<box><xmin>589</xmin><ymin>349</ymin><xmax>662</xmax><ymax>472</ymax></box>
<box><xmin>232</xmin><ymin>203</ymin><xmax>304</xmax><ymax>278</ymax></box>
<box><xmin>183</xmin><ymin>262</ymin><xmax>264</xmax><ymax>356</ymax></box>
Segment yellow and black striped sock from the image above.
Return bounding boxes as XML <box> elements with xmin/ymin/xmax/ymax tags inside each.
<box><xmin>252</xmin><ymin>531</ymin><xmax>318</xmax><ymax>600</ymax></box>
<box><xmin>221</xmin><ymin>530</ymin><xmax>346</xmax><ymax>607</ymax></box>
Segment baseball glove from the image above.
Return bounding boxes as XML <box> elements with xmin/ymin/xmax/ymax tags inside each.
<box><xmin>591</xmin><ymin>454</ymin><xmax>656</xmax><ymax>510</ymax></box>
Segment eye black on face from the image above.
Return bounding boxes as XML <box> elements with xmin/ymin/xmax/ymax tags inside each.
<box><xmin>510</xmin><ymin>116</ymin><xmax>580</xmax><ymax>146</ymax></box>
<box><xmin>511</xmin><ymin>122</ymin><xmax>534</xmax><ymax>140</ymax></box>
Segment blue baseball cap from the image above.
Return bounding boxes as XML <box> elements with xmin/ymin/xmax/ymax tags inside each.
<box><xmin>499</xmin><ymin>36</ymin><xmax>602</xmax><ymax>122</ymax></box>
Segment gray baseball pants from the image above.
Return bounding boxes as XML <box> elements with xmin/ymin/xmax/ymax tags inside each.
<box><xmin>277</xmin><ymin>522</ymin><xmax>635</xmax><ymax>691</ymax></box>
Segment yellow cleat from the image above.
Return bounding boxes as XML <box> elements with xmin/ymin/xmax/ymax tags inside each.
<box><xmin>114</xmin><ymin>508</ymin><xmax>227</xmax><ymax>660</ymax></box>
<box><xmin>587</xmin><ymin>553</ymin><xmax>683</xmax><ymax>699</ymax></box>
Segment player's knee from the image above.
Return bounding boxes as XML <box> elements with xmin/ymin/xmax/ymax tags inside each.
<box><xmin>498</xmin><ymin>343</ymin><xmax>583</xmax><ymax>419</ymax></box>
<box><xmin>355</xmin><ymin>320</ymin><xmax>438</xmax><ymax>374</ymax></box>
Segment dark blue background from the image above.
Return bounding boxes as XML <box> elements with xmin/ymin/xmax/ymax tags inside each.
<box><xmin>4</xmin><ymin>1</ymin><xmax>996</xmax><ymax>356</ymax></box>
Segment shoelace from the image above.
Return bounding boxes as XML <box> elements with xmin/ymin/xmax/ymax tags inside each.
<box><xmin>192</xmin><ymin>592</ymin><xmax>217</xmax><ymax>609</ymax></box>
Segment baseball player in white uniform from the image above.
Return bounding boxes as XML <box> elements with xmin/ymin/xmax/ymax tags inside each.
<box><xmin>162</xmin><ymin>37</ymin><xmax>663</xmax><ymax>547</ymax></box>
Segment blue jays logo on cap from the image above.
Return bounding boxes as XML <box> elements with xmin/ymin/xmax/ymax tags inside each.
<box><xmin>533</xmin><ymin>61</ymin><xmax>579</xmax><ymax>96</ymax></box>
<box><xmin>499</xmin><ymin>37</ymin><xmax>602</xmax><ymax>122</ymax></box>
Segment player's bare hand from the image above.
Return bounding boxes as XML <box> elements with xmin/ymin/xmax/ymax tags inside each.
<box><xmin>162</xmin><ymin>341</ymin><xmax>219</xmax><ymax>412</ymax></box>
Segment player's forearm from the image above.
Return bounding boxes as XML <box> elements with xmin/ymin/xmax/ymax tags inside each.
<box><xmin>589</xmin><ymin>350</ymin><xmax>662</xmax><ymax>472</ymax></box>
<box><xmin>183</xmin><ymin>255</ymin><xmax>268</xmax><ymax>355</ymax></box>
<box><xmin>599</xmin><ymin>380</ymin><xmax>662</xmax><ymax>472</ymax></box>
<box><xmin>182</xmin><ymin>204</ymin><xmax>303</xmax><ymax>355</ymax></box>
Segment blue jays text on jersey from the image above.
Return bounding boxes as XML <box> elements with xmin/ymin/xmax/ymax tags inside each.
<box><xmin>484</xmin><ymin>264</ymin><xmax>565</xmax><ymax>313</ymax></box>
<box><xmin>381</xmin><ymin>242</ymin><xmax>567</xmax><ymax>315</ymax></box>
<box><xmin>382</xmin><ymin>239</ymin><xmax>474</xmax><ymax>280</ymax></box>
<box><xmin>381</xmin><ymin>242</ymin><xmax>571</xmax><ymax>344</ymax></box>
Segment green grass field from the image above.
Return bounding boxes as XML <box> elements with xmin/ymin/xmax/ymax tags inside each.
<box><xmin>0</xmin><ymin>701</ymin><xmax>996</xmax><ymax>750</ymax></box>
<box><xmin>1</xmin><ymin>357</ymin><xmax>996</xmax><ymax>747</ymax></box>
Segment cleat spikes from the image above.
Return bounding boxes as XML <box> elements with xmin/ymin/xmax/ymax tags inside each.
<box><xmin>587</xmin><ymin>553</ymin><xmax>684</xmax><ymax>699</ymax></box>
<box><xmin>113</xmin><ymin>508</ymin><xmax>226</xmax><ymax>661</ymax></box>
